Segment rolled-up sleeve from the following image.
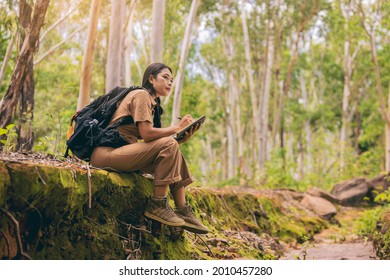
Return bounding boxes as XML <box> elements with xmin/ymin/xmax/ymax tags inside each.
<box><xmin>129</xmin><ymin>91</ymin><xmax>154</xmax><ymax>124</ymax></box>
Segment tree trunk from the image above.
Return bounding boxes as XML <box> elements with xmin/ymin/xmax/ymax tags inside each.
<box><xmin>150</xmin><ymin>0</ymin><xmax>166</xmax><ymax>63</ymax></box>
<box><xmin>77</xmin><ymin>0</ymin><xmax>101</xmax><ymax>111</ymax></box>
<box><xmin>223</xmin><ymin>35</ymin><xmax>238</xmax><ymax>179</ymax></box>
<box><xmin>170</xmin><ymin>0</ymin><xmax>201</xmax><ymax>125</ymax></box>
<box><xmin>235</xmin><ymin>73</ymin><xmax>244</xmax><ymax>181</ymax></box>
<box><xmin>259</xmin><ymin>19</ymin><xmax>274</xmax><ymax>168</ymax></box>
<box><xmin>340</xmin><ymin>38</ymin><xmax>351</xmax><ymax>171</ymax></box>
<box><xmin>0</xmin><ymin>0</ymin><xmax>50</xmax><ymax>147</ymax></box>
<box><xmin>123</xmin><ymin>0</ymin><xmax>137</xmax><ymax>86</ymax></box>
<box><xmin>106</xmin><ymin>0</ymin><xmax>126</xmax><ymax>92</ymax></box>
<box><xmin>16</xmin><ymin>0</ymin><xmax>33</xmax><ymax>151</ymax></box>
<box><xmin>0</xmin><ymin>32</ymin><xmax>16</xmax><ymax>87</ymax></box>
<box><xmin>387</xmin><ymin>88</ymin><xmax>390</xmax><ymax>171</ymax></box>
<box><xmin>299</xmin><ymin>74</ymin><xmax>312</xmax><ymax>176</ymax></box>
<box><xmin>272</xmin><ymin>2</ymin><xmax>319</xmax><ymax>144</ymax></box>
<box><xmin>241</xmin><ymin>6</ymin><xmax>260</xmax><ymax>166</ymax></box>
<box><xmin>340</xmin><ymin>2</ymin><xmax>356</xmax><ymax>172</ymax></box>
<box><xmin>359</xmin><ymin>1</ymin><xmax>390</xmax><ymax>170</ymax></box>
<box><xmin>272</xmin><ymin>31</ymin><xmax>300</xmax><ymax>144</ymax></box>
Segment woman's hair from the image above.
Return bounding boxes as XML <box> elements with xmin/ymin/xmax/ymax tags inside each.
<box><xmin>142</xmin><ymin>62</ymin><xmax>172</xmax><ymax>95</ymax></box>
<box><xmin>141</xmin><ymin>63</ymin><xmax>172</xmax><ymax>128</ymax></box>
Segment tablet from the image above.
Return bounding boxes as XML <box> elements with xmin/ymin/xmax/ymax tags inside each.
<box><xmin>175</xmin><ymin>115</ymin><xmax>206</xmax><ymax>140</ymax></box>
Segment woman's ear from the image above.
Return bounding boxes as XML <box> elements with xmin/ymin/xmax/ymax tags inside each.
<box><xmin>148</xmin><ymin>75</ymin><xmax>154</xmax><ymax>85</ymax></box>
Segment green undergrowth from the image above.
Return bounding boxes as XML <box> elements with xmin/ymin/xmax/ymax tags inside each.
<box><xmin>1</xmin><ymin>159</ymin><xmax>328</xmax><ymax>260</ymax></box>
<box><xmin>356</xmin><ymin>205</ymin><xmax>390</xmax><ymax>259</ymax></box>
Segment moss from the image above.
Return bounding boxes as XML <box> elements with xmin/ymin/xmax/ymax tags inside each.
<box><xmin>0</xmin><ymin>161</ymin><xmax>10</xmax><ymax>206</ymax></box>
<box><xmin>1</xmin><ymin>159</ymin><xmax>331</xmax><ymax>260</ymax></box>
<box><xmin>365</xmin><ymin>208</ymin><xmax>390</xmax><ymax>259</ymax></box>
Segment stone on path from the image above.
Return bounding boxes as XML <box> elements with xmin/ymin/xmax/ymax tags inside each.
<box><xmin>300</xmin><ymin>194</ymin><xmax>337</xmax><ymax>219</ymax></box>
<box><xmin>281</xmin><ymin>242</ymin><xmax>377</xmax><ymax>260</ymax></box>
<box><xmin>331</xmin><ymin>178</ymin><xmax>372</xmax><ymax>206</ymax></box>
<box><xmin>307</xmin><ymin>187</ymin><xmax>339</xmax><ymax>204</ymax></box>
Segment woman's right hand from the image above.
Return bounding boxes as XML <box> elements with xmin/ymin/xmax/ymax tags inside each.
<box><xmin>175</xmin><ymin>114</ymin><xmax>193</xmax><ymax>132</ymax></box>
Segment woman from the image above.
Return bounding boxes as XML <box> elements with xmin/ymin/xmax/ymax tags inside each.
<box><xmin>90</xmin><ymin>63</ymin><xmax>209</xmax><ymax>234</ymax></box>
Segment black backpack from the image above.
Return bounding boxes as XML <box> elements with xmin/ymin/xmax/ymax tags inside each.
<box><xmin>65</xmin><ymin>86</ymin><xmax>144</xmax><ymax>161</ymax></box>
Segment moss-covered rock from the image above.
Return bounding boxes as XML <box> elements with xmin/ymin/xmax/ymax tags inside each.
<box><xmin>0</xmin><ymin>158</ymin><xmax>328</xmax><ymax>260</ymax></box>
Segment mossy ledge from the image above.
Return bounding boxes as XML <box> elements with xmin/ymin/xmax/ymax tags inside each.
<box><xmin>0</xmin><ymin>158</ymin><xmax>328</xmax><ymax>260</ymax></box>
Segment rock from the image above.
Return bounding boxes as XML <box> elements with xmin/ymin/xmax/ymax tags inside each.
<box><xmin>331</xmin><ymin>178</ymin><xmax>372</xmax><ymax>206</ymax></box>
<box><xmin>300</xmin><ymin>194</ymin><xmax>337</xmax><ymax>219</ymax></box>
<box><xmin>307</xmin><ymin>187</ymin><xmax>339</xmax><ymax>204</ymax></box>
<box><xmin>368</xmin><ymin>174</ymin><xmax>390</xmax><ymax>200</ymax></box>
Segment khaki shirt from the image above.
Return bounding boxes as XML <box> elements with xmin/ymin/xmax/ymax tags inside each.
<box><xmin>109</xmin><ymin>89</ymin><xmax>157</xmax><ymax>144</ymax></box>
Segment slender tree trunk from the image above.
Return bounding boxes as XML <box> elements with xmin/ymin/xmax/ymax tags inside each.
<box><xmin>272</xmin><ymin>2</ymin><xmax>318</xmax><ymax>144</ymax></box>
<box><xmin>235</xmin><ymin>73</ymin><xmax>244</xmax><ymax>181</ymax></box>
<box><xmin>369</xmin><ymin>32</ymin><xmax>390</xmax><ymax>171</ymax></box>
<box><xmin>359</xmin><ymin>1</ymin><xmax>390</xmax><ymax>170</ymax></box>
<box><xmin>387</xmin><ymin>88</ymin><xmax>390</xmax><ymax>171</ymax></box>
<box><xmin>0</xmin><ymin>0</ymin><xmax>50</xmax><ymax>149</ymax></box>
<box><xmin>241</xmin><ymin>7</ymin><xmax>260</xmax><ymax>166</ymax></box>
<box><xmin>150</xmin><ymin>0</ymin><xmax>166</xmax><ymax>63</ymax></box>
<box><xmin>272</xmin><ymin>31</ymin><xmax>300</xmax><ymax>143</ymax></box>
<box><xmin>224</xmin><ymin>38</ymin><xmax>238</xmax><ymax>179</ymax></box>
<box><xmin>0</xmin><ymin>32</ymin><xmax>16</xmax><ymax>87</ymax></box>
<box><xmin>271</xmin><ymin>23</ymin><xmax>282</xmax><ymax>149</ymax></box>
<box><xmin>123</xmin><ymin>0</ymin><xmax>137</xmax><ymax>86</ymax></box>
<box><xmin>298</xmin><ymin>138</ymin><xmax>304</xmax><ymax>180</ymax></box>
<box><xmin>77</xmin><ymin>0</ymin><xmax>101</xmax><ymax>111</ymax></box>
<box><xmin>299</xmin><ymin>74</ymin><xmax>312</xmax><ymax>176</ymax></box>
<box><xmin>106</xmin><ymin>0</ymin><xmax>125</xmax><ymax>92</ymax></box>
<box><xmin>259</xmin><ymin>19</ymin><xmax>274</xmax><ymax>168</ymax></box>
<box><xmin>340</xmin><ymin>2</ymin><xmax>356</xmax><ymax>172</ymax></box>
<box><xmin>171</xmin><ymin>0</ymin><xmax>201</xmax><ymax>125</ymax></box>
<box><xmin>16</xmin><ymin>0</ymin><xmax>33</xmax><ymax>151</ymax></box>
<box><xmin>340</xmin><ymin>38</ymin><xmax>351</xmax><ymax>171</ymax></box>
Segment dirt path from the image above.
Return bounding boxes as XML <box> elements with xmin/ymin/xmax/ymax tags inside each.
<box><xmin>281</xmin><ymin>242</ymin><xmax>377</xmax><ymax>260</ymax></box>
<box><xmin>281</xmin><ymin>206</ymin><xmax>378</xmax><ymax>260</ymax></box>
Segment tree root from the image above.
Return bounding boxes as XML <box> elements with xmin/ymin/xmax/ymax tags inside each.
<box><xmin>0</xmin><ymin>230</ymin><xmax>11</xmax><ymax>259</ymax></box>
<box><xmin>0</xmin><ymin>207</ymin><xmax>32</xmax><ymax>260</ymax></box>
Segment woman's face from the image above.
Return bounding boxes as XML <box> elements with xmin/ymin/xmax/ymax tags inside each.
<box><xmin>149</xmin><ymin>68</ymin><xmax>173</xmax><ymax>98</ymax></box>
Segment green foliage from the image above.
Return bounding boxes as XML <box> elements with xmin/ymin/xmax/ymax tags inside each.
<box><xmin>374</xmin><ymin>189</ymin><xmax>390</xmax><ymax>204</ymax></box>
<box><xmin>355</xmin><ymin>206</ymin><xmax>390</xmax><ymax>237</ymax></box>
<box><xmin>0</xmin><ymin>123</ymin><xmax>16</xmax><ymax>150</ymax></box>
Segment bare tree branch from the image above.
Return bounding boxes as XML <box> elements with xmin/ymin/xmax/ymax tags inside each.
<box><xmin>39</xmin><ymin>0</ymin><xmax>83</xmax><ymax>43</ymax></box>
<box><xmin>34</xmin><ymin>22</ymin><xmax>88</xmax><ymax>65</ymax></box>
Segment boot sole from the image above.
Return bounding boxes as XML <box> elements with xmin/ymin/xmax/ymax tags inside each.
<box><xmin>144</xmin><ymin>212</ymin><xmax>185</xmax><ymax>227</ymax></box>
<box><xmin>182</xmin><ymin>222</ymin><xmax>210</xmax><ymax>234</ymax></box>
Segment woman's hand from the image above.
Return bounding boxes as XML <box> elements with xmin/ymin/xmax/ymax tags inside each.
<box><xmin>176</xmin><ymin>114</ymin><xmax>193</xmax><ymax>132</ymax></box>
<box><xmin>177</xmin><ymin>122</ymin><xmax>202</xmax><ymax>144</ymax></box>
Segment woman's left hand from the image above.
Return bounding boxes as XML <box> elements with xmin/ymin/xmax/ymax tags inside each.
<box><xmin>177</xmin><ymin>122</ymin><xmax>202</xmax><ymax>144</ymax></box>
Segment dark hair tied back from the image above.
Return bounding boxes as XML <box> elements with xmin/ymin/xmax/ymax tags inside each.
<box><xmin>142</xmin><ymin>63</ymin><xmax>172</xmax><ymax>128</ymax></box>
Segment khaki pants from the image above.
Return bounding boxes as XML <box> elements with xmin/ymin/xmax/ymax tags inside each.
<box><xmin>90</xmin><ymin>137</ymin><xmax>194</xmax><ymax>189</ymax></box>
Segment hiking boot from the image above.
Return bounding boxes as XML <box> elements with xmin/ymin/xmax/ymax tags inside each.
<box><xmin>144</xmin><ymin>197</ymin><xmax>185</xmax><ymax>227</ymax></box>
<box><xmin>175</xmin><ymin>205</ymin><xmax>210</xmax><ymax>234</ymax></box>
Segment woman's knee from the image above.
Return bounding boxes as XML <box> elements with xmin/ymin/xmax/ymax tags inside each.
<box><xmin>158</xmin><ymin>136</ymin><xmax>179</xmax><ymax>150</ymax></box>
